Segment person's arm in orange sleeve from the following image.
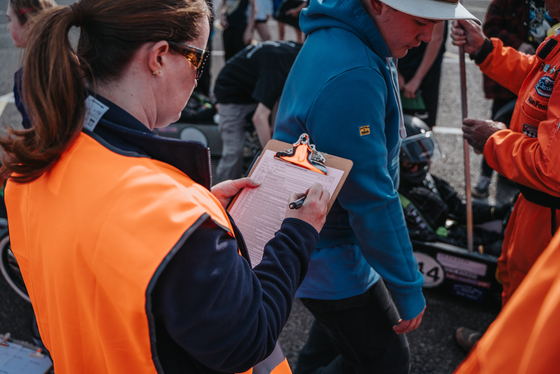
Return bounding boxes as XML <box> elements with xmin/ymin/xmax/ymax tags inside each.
<box><xmin>477</xmin><ymin>38</ymin><xmax>538</xmax><ymax>96</ymax></box>
<box><xmin>454</xmin><ymin>20</ymin><xmax>560</xmax><ymax>194</ymax></box>
<box><xmin>462</xmin><ymin>86</ymin><xmax>560</xmax><ymax>195</ymax></box>
<box><xmin>483</xmin><ymin>91</ymin><xmax>560</xmax><ymax>195</ymax></box>
<box><xmin>451</xmin><ymin>20</ymin><xmax>537</xmax><ymax>96</ymax></box>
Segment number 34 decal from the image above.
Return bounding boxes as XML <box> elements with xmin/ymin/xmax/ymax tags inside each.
<box><xmin>414</xmin><ymin>252</ymin><xmax>444</xmax><ymax>288</ymax></box>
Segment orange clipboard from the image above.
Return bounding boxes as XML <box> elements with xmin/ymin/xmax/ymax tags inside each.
<box><xmin>227</xmin><ymin>134</ymin><xmax>352</xmax><ymax>267</ymax></box>
<box><xmin>229</xmin><ymin>135</ymin><xmax>353</xmax><ymax>214</ymax></box>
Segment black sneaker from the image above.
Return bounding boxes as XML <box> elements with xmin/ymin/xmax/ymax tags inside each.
<box><xmin>472</xmin><ymin>176</ymin><xmax>491</xmax><ymax>198</ymax></box>
<box><xmin>455</xmin><ymin>327</ymin><xmax>482</xmax><ymax>353</ymax></box>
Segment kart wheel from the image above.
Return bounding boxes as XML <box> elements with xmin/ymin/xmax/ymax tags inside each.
<box><xmin>180</xmin><ymin>126</ymin><xmax>209</xmax><ymax>146</ymax></box>
<box><xmin>0</xmin><ymin>234</ymin><xmax>30</xmax><ymax>303</ymax></box>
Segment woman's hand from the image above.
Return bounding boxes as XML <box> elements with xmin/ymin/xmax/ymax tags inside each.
<box><xmin>212</xmin><ymin>178</ymin><xmax>261</xmax><ymax>208</ymax></box>
<box><xmin>285</xmin><ymin>183</ymin><xmax>330</xmax><ymax>233</ymax></box>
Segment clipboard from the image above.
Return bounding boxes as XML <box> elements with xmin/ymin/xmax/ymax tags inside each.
<box><xmin>230</xmin><ymin>135</ymin><xmax>353</xmax><ymax>213</ymax></box>
<box><xmin>227</xmin><ymin>134</ymin><xmax>352</xmax><ymax>267</ymax></box>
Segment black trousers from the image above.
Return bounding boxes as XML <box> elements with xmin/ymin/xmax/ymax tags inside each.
<box><xmin>295</xmin><ymin>281</ymin><xmax>410</xmax><ymax>374</ymax></box>
<box><xmin>223</xmin><ymin>27</ymin><xmax>247</xmax><ymax>62</ymax></box>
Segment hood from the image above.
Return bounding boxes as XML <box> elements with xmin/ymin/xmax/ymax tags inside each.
<box><xmin>300</xmin><ymin>0</ymin><xmax>392</xmax><ymax>60</ymax></box>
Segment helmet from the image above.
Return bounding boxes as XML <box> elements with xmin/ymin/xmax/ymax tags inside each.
<box><xmin>400</xmin><ymin>115</ymin><xmax>440</xmax><ymax>184</ymax></box>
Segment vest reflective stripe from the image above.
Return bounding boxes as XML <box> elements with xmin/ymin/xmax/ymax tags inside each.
<box><xmin>6</xmin><ymin>133</ymin><xmax>291</xmax><ymax>374</ymax></box>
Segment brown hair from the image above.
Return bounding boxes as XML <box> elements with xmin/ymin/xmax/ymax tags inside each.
<box><xmin>0</xmin><ymin>0</ymin><xmax>211</xmax><ymax>183</ymax></box>
<box><xmin>9</xmin><ymin>0</ymin><xmax>57</xmax><ymax>25</ymax></box>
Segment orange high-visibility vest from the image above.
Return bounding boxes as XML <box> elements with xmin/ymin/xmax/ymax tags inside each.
<box><xmin>6</xmin><ymin>132</ymin><xmax>291</xmax><ymax>374</ymax></box>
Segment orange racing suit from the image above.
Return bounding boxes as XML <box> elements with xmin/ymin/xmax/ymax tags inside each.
<box><xmin>477</xmin><ymin>33</ymin><xmax>560</xmax><ymax>305</ymax></box>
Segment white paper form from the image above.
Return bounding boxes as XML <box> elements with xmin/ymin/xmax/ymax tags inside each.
<box><xmin>229</xmin><ymin>149</ymin><xmax>344</xmax><ymax>267</ymax></box>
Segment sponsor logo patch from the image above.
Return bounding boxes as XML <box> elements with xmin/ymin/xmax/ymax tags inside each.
<box><xmin>535</xmin><ymin>75</ymin><xmax>555</xmax><ymax>98</ymax></box>
<box><xmin>526</xmin><ymin>94</ymin><xmax>548</xmax><ymax>112</ymax></box>
<box><xmin>359</xmin><ymin>125</ymin><xmax>370</xmax><ymax>136</ymax></box>
<box><xmin>522</xmin><ymin>123</ymin><xmax>538</xmax><ymax>138</ymax></box>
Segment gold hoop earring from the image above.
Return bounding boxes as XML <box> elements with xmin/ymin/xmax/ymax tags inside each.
<box><xmin>152</xmin><ymin>70</ymin><xmax>161</xmax><ymax>75</ymax></box>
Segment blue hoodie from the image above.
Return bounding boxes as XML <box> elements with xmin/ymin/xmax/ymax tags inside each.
<box><xmin>273</xmin><ymin>0</ymin><xmax>425</xmax><ymax>320</ymax></box>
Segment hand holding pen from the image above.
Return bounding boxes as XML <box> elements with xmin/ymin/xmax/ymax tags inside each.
<box><xmin>289</xmin><ymin>195</ymin><xmax>306</xmax><ymax>209</ymax></box>
<box><xmin>285</xmin><ymin>183</ymin><xmax>330</xmax><ymax>233</ymax></box>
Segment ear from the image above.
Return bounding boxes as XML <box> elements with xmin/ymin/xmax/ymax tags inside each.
<box><xmin>369</xmin><ymin>0</ymin><xmax>384</xmax><ymax>15</ymax></box>
<box><xmin>147</xmin><ymin>41</ymin><xmax>171</xmax><ymax>75</ymax></box>
<box><xmin>23</xmin><ymin>20</ymin><xmax>32</xmax><ymax>32</ymax></box>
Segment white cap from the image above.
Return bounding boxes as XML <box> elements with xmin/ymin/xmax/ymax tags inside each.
<box><xmin>380</xmin><ymin>0</ymin><xmax>481</xmax><ymax>25</ymax></box>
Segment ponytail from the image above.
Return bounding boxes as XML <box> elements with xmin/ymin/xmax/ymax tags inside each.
<box><xmin>0</xmin><ymin>0</ymin><xmax>210</xmax><ymax>184</ymax></box>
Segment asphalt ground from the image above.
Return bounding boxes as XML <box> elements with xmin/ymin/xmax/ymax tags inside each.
<box><xmin>0</xmin><ymin>1</ymin><xmax>520</xmax><ymax>373</ymax></box>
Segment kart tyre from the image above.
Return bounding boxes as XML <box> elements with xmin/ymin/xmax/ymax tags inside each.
<box><xmin>0</xmin><ymin>233</ymin><xmax>30</xmax><ymax>303</ymax></box>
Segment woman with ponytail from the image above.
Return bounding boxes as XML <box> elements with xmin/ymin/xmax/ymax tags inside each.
<box><xmin>0</xmin><ymin>1</ymin><xmax>329</xmax><ymax>373</ymax></box>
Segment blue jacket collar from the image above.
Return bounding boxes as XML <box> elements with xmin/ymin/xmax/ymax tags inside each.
<box><xmin>84</xmin><ymin>93</ymin><xmax>212</xmax><ymax>189</ymax></box>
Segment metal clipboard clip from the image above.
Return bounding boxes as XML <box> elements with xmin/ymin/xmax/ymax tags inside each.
<box><xmin>274</xmin><ymin>133</ymin><xmax>327</xmax><ymax>175</ymax></box>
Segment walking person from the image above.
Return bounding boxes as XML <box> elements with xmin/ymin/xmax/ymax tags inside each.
<box><xmin>273</xmin><ymin>0</ymin><xmax>479</xmax><ymax>372</ymax></box>
<box><xmin>397</xmin><ymin>21</ymin><xmax>447</xmax><ymax>128</ymax></box>
<box><xmin>219</xmin><ymin>0</ymin><xmax>257</xmax><ymax>61</ymax></box>
<box><xmin>214</xmin><ymin>41</ymin><xmax>302</xmax><ymax>183</ymax></box>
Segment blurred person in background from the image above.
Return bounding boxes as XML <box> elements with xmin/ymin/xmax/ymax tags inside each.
<box><xmin>252</xmin><ymin>0</ymin><xmax>273</xmax><ymax>41</ymax></box>
<box><xmin>273</xmin><ymin>0</ymin><xmax>305</xmax><ymax>42</ymax></box>
<box><xmin>398</xmin><ymin>21</ymin><xmax>447</xmax><ymax>128</ymax></box>
<box><xmin>219</xmin><ymin>0</ymin><xmax>257</xmax><ymax>61</ymax></box>
<box><xmin>214</xmin><ymin>41</ymin><xmax>302</xmax><ymax>183</ymax></box>
<box><xmin>6</xmin><ymin>0</ymin><xmax>57</xmax><ymax>129</ymax></box>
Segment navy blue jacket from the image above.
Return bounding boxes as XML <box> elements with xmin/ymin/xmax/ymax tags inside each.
<box><xmin>90</xmin><ymin>95</ymin><xmax>319</xmax><ymax>373</ymax></box>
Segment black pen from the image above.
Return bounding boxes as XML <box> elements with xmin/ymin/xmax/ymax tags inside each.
<box><xmin>289</xmin><ymin>195</ymin><xmax>307</xmax><ymax>210</ymax></box>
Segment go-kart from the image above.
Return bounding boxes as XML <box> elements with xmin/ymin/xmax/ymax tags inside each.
<box><xmin>155</xmin><ymin>92</ymin><xmax>262</xmax><ymax>174</ymax></box>
<box><xmin>407</xmin><ymin>99</ymin><xmax>517</xmax><ymax>307</ymax></box>
<box><xmin>412</xmin><ymin>238</ymin><xmax>502</xmax><ymax>306</ymax></box>
<box><xmin>154</xmin><ymin>98</ymin><xmax>511</xmax><ymax>307</ymax></box>
<box><xmin>0</xmin><ymin>218</ymin><xmax>28</xmax><ymax>303</ymax></box>
<box><xmin>1</xmin><ymin>102</ymin><xmax>515</xmax><ymax>317</ymax></box>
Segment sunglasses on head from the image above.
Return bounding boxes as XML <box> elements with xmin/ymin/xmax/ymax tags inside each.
<box><xmin>168</xmin><ymin>41</ymin><xmax>209</xmax><ymax>80</ymax></box>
